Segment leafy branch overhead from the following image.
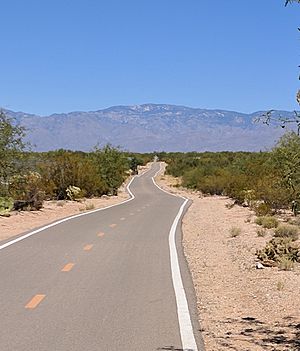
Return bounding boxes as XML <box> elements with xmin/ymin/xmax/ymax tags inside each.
<box><xmin>256</xmin><ymin>110</ymin><xmax>300</xmax><ymax>135</ymax></box>
<box><xmin>285</xmin><ymin>0</ymin><xmax>300</xmax><ymax>6</ymax></box>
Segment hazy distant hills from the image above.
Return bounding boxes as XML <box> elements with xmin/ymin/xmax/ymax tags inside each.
<box><xmin>3</xmin><ymin>104</ymin><xmax>296</xmax><ymax>152</ymax></box>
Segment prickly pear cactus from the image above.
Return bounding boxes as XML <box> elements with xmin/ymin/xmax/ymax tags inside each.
<box><xmin>66</xmin><ymin>186</ymin><xmax>82</xmax><ymax>201</ymax></box>
<box><xmin>0</xmin><ymin>197</ymin><xmax>13</xmax><ymax>217</ymax></box>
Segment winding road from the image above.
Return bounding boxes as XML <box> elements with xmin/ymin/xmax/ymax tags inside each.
<box><xmin>0</xmin><ymin>162</ymin><xmax>203</xmax><ymax>351</ymax></box>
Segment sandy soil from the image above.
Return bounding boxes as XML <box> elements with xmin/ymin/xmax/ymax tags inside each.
<box><xmin>0</xmin><ymin>165</ymin><xmax>151</xmax><ymax>242</ymax></box>
<box><xmin>156</xmin><ymin>166</ymin><xmax>300</xmax><ymax>351</ymax></box>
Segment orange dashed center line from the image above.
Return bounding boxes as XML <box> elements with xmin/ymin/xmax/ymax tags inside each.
<box><xmin>83</xmin><ymin>244</ymin><xmax>93</xmax><ymax>251</ymax></box>
<box><xmin>97</xmin><ymin>232</ymin><xmax>105</xmax><ymax>237</ymax></box>
<box><xmin>109</xmin><ymin>224</ymin><xmax>117</xmax><ymax>228</ymax></box>
<box><xmin>25</xmin><ymin>294</ymin><xmax>46</xmax><ymax>309</ymax></box>
<box><xmin>61</xmin><ymin>263</ymin><xmax>75</xmax><ymax>272</ymax></box>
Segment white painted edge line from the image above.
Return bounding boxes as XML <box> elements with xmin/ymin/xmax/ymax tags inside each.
<box><xmin>0</xmin><ymin>176</ymin><xmax>137</xmax><ymax>251</ymax></box>
<box><xmin>152</xmin><ymin>162</ymin><xmax>198</xmax><ymax>351</ymax></box>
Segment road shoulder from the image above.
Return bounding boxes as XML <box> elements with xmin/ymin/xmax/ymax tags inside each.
<box><xmin>156</xmin><ymin>169</ymin><xmax>300</xmax><ymax>351</ymax></box>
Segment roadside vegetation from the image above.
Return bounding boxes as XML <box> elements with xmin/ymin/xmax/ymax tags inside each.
<box><xmin>156</xmin><ymin>131</ymin><xmax>300</xmax><ymax>269</ymax></box>
<box><xmin>157</xmin><ymin>131</ymin><xmax>300</xmax><ymax>217</ymax></box>
<box><xmin>0</xmin><ymin>111</ymin><xmax>152</xmax><ymax>215</ymax></box>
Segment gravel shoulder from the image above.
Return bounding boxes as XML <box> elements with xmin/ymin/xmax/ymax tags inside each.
<box><xmin>156</xmin><ymin>166</ymin><xmax>300</xmax><ymax>351</ymax></box>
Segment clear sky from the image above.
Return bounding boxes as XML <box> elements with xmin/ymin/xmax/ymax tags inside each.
<box><xmin>0</xmin><ymin>0</ymin><xmax>299</xmax><ymax>115</ymax></box>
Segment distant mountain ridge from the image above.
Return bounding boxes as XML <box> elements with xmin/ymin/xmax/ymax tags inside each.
<box><xmin>2</xmin><ymin>104</ymin><xmax>296</xmax><ymax>152</ymax></box>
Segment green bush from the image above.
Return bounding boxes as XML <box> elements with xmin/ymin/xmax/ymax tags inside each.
<box><xmin>9</xmin><ymin>172</ymin><xmax>45</xmax><ymax>210</ymax></box>
<box><xmin>253</xmin><ymin>202</ymin><xmax>273</xmax><ymax>216</ymax></box>
<box><xmin>164</xmin><ymin>134</ymin><xmax>300</xmax><ymax>212</ymax></box>
<box><xmin>274</xmin><ymin>224</ymin><xmax>299</xmax><ymax>241</ymax></box>
<box><xmin>255</xmin><ymin>216</ymin><xmax>279</xmax><ymax>229</ymax></box>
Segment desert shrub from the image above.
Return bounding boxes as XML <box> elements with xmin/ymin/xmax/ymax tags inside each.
<box><xmin>9</xmin><ymin>171</ymin><xmax>45</xmax><ymax>210</ymax></box>
<box><xmin>93</xmin><ymin>145</ymin><xmax>129</xmax><ymax>195</ymax></box>
<box><xmin>253</xmin><ymin>202</ymin><xmax>273</xmax><ymax>216</ymax></box>
<box><xmin>255</xmin><ymin>216</ymin><xmax>279</xmax><ymax>229</ymax></box>
<box><xmin>277</xmin><ymin>281</ymin><xmax>285</xmax><ymax>290</ymax></box>
<box><xmin>37</xmin><ymin>150</ymin><xmax>107</xmax><ymax>199</ymax></box>
<box><xmin>0</xmin><ymin>112</ymin><xmax>27</xmax><ymax>197</ymax></box>
<box><xmin>229</xmin><ymin>226</ymin><xmax>242</xmax><ymax>237</ymax></box>
<box><xmin>256</xmin><ymin>228</ymin><xmax>267</xmax><ymax>237</ymax></box>
<box><xmin>274</xmin><ymin>224</ymin><xmax>299</xmax><ymax>241</ymax></box>
<box><xmin>278</xmin><ymin>257</ymin><xmax>295</xmax><ymax>271</ymax></box>
<box><xmin>256</xmin><ymin>237</ymin><xmax>300</xmax><ymax>265</ymax></box>
<box><xmin>242</xmin><ymin>189</ymin><xmax>256</xmax><ymax>207</ymax></box>
<box><xmin>288</xmin><ymin>217</ymin><xmax>300</xmax><ymax>227</ymax></box>
<box><xmin>271</xmin><ymin>132</ymin><xmax>300</xmax><ymax>205</ymax></box>
<box><xmin>85</xmin><ymin>203</ymin><xmax>95</xmax><ymax>211</ymax></box>
<box><xmin>164</xmin><ymin>136</ymin><xmax>300</xmax><ymax>213</ymax></box>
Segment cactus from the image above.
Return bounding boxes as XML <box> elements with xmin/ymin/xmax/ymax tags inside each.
<box><xmin>257</xmin><ymin>237</ymin><xmax>300</xmax><ymax>265</ymax></box>
<box><xmin>66</xmin><ymin>185</ymin><xmax>82</xmax><ymax>201</ymax></box>
<box><xmin>0</xmin><ymin>197</ymin><xmax>14</xmax><ymax>216</ymax></box>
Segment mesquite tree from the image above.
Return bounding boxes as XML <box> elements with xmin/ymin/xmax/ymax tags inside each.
<box><xmin>0</xmin><ymin>111</ymin><xmax>26</xmax><ymax>196</ymax></box>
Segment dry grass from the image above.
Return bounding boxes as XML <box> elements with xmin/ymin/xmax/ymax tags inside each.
<box><xmin>229</xmin><ymin>226</ymin><xmax>242</xmax><ymax>237</ymax></box>
<box><xmin>255</xmin><ymin>216</ymin><xmax>279</xmax><ymax>229</ymax></box>
<box><xmin>274</xmin><ymin>224</ymin><xmax>299</xmax><ymax>241</ymax></box>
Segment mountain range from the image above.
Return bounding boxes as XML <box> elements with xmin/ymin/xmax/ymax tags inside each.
<box><xmin>2</xmin><ymin>104</ymin><xmax>296</xmax><ymax>152</ymax></box>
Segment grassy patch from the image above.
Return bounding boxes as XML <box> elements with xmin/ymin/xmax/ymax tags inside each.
<box><xmin>274</xmin><ymin>224</ymin><xmax>299</xmax><ymax>241</ymax></box>
<box><xmin>255</xmin><ymin>216</ymin><xmax>279</xmax><ymax>229</ymax></box>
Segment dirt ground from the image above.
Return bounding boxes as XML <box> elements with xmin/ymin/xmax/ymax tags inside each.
<box><xmin>156</xmin><ymin>166</ymin><xmax>300</xmax><ymax>351</ymax></box>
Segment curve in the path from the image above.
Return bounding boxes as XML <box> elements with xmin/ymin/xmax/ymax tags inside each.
<box><xmin>0</xmin><ymin>162</ymin><xmax>204</xmax><ymax>351</ymax></box>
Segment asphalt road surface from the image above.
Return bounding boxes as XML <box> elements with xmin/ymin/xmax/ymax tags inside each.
<box><xmin>0</xmin><ymin>162</ymin><xmax>204</xmax><ymax>351</ymax></box>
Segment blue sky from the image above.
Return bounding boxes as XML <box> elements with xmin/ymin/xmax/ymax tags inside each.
<box><xmin>0</xmin><ymin>0</ymin><xmax>299</xmax><ymax>115</ymax></box>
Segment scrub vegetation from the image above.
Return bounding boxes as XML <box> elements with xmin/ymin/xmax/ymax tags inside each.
<box><xmin>0</xmin><ymin>111</ymin><xmax>152</xmax><ymax>215</ymax></box>
<box><xmin>157</xmin><ymin>131</ymin><xmax>300</xmax><ymax>216</ymax></box>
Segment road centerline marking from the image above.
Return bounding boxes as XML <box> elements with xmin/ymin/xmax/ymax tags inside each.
<box><xmin>120</xmin><ymin>217</ymin><xmax>125</xmax><ymax>221</ymax></box>
<box><xmin>25</xmin><ymin>294</ymin><xmax>46</xmax><ymax>309</ymax></box>
<box><xmin>61</xmin><ymin>263</ymin><xmax>75</xmax><ymax>272</ymax></box>
<box><xmin>0</xmin><ymin>176</ymin><xmax>136</xmax><ymax>251</ymax></box>
<box><xmin>97</xmin><ymin>232</ymin><xmax>105</xmax><ymax>237</ymax></box>
<box><xmin>83</xmin><ymin>244</ymin><xmax>93</xmax><ymax>251</ymax></box>
<box><xmin>109</xmin><ymin>223</ymin><xmax>117</xmax><ymax>228</ymax></box>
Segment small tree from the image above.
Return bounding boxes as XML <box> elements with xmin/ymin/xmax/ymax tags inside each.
<box><xmin>271</xmin><ymin>132</ymin><xmax>300</xmax><ymax>206</ymax></box>
<box><xmin>93</xmin><ymin>145</ymin><xmax>129</xmax><ymax>195</ymax></box>
<box><xmin>0</xmin><ymin>111</ymin><xmax>26</xmax><ymax>196</ymax></box>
